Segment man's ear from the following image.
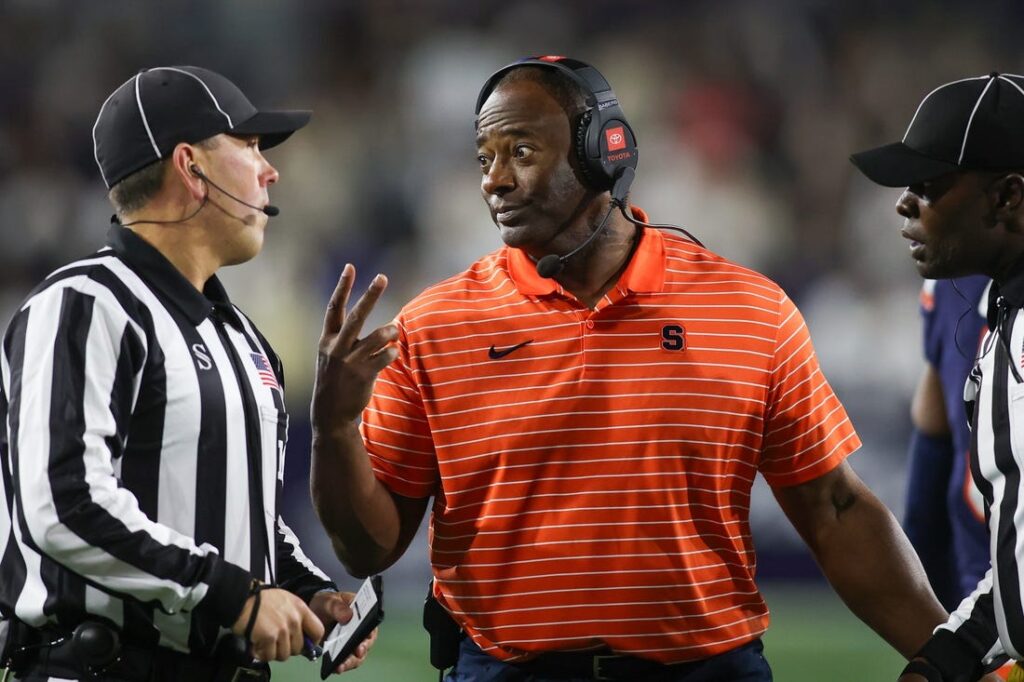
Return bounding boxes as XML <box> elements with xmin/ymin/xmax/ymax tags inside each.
<box><xmin>169</xmin><ymin>143</ymin><xmax>205</xmax><ymax>202</ymax></box>
<box><xmin>991</xmin><ymin>173</ymin><xmax>1024</xmax><ymax>224</ymax></box>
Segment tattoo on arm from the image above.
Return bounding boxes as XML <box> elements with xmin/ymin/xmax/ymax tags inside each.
<box><xmin>831</xmin><ymin>488</ymin><xmax>857</xmax><ymax>518</ymax></box>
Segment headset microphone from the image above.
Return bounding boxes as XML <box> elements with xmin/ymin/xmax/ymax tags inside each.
<box><xmin>535</xmin><ymin>167</ymin><xmax>635</xmax><ymax>279</ymax></box>
<box><xmin>190</xmin><ymin>166</ymin><xmax>280</xmax><ymax>217</ymax></box>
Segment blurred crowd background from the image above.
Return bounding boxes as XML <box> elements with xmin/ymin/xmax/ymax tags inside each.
<box><xmin>2</xmin><ymin>0</ymin><xmax>1018</xmax><ymax>598</ymax></box>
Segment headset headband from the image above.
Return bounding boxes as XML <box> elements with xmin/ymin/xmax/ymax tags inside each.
<box><xmin>475</xmin><ymin>56</ymin><xmax>615</xmax><ymax>114</ymax></box>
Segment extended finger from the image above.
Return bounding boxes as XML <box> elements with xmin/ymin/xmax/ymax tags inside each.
<box><xmin>365</xmin><ymin>343</ymin><xmax>400</xmax><ymax>373</ymax></box>
<box><xmin>338</xmin><ymin>274</ymin><xmax>389</xmax><ymax>349</ymax></box>
<box><xmin>322</xmin><ymin>264</ymin><xmax>355</xmax><ymax>338</ymax></box>
<box><xmin>347</xmin><ymin>325</ymin><xmax>398</xmax><ymax>362</ymax></box>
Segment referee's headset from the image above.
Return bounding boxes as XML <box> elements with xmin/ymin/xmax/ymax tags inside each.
<box><xmin>189</xmin><ymin>163</ymin><xmax>280</xmax><ymax>217</ymax></box>
<box><xmin>475</xmin><ymin>55</ymin><xmax>702</xmax><ymax>279</ymax></box>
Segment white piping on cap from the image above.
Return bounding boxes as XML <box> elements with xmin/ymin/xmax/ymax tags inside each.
<box><xmin>998</xmin><ymin>75</ymin><xmax>1024</xmax><ymax>99</ymax></box>
<box><xmin>902</xmin><ymin>76</ymin><xmax>988</xmax><ymax>143</ymax></box>
<box><xmin>91</xmin><ymin>73</ymin><xmax>137</xmax><ymax>188</ymax></box>
<box><xmin>134</xmin><ymin>72</ymin><xmax>161</xmax><ymax>160</ymax></box>
<box><xmin>147</xmin><ymin>66</ymin><xmax>233</xmax><ymax>128</ymax></box>
<box><xmin>958</xmin><ymin>76</ymin><xmax>996</xmax><ymax>165</ymax></box>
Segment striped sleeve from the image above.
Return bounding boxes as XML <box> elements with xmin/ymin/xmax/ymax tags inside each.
<box><xmin>759</xmin><ymin>291</ymin><xmax>860</xmax><ymax>486</ymax></box>
<box><xmin>929</xmin><ymin>569</ymin><xmax>1006</xmax><ymax>668</ymax></box>
<box><xmin>5</xmin><ymin>281</ymin><xmax>250</xmax><ymax>627</ymax></box>
<box><xmin>275</xmin><ymin>517</ymin><xmax>335</xmax><ymax>602</ymax></box>
<box><xmin>361</xmin><ymin>319</ymin><xmax>438</xmax><ymax>499</ymax></box>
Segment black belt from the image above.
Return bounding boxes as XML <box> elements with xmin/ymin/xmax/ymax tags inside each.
<box><xmin>512</xmin><ymin>639</ymin><xmax>762</xmax><ymax>682</ymax></box>
<box><xmin>8</xmin><ymin>623</ymin><xmax>268</xmax><ymax>682</ymax></box>
<box><xmin>514</xmin><ymin>651</ymin><xmax>684</xmax><ymax>681</ymax></box>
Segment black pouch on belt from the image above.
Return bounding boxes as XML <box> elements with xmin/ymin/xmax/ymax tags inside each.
<box><xmin>422</xmin><ymin>581</ymin><xmax>461</xmax><ymax>672</ymax></box>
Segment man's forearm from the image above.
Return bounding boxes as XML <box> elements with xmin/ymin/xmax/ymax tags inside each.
<box><xmin>310</xmin><ymin>422</ymin><xmax>403</xmax><ymax>576</ymax></box>
<box><xmin>812</xmin><ymin>492</ymin><xmax>947</xmax><ymax>658</ymax></box>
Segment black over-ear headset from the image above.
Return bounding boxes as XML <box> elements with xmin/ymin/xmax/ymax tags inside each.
<box><xmin>475</xmin><ymin>55</ymin><xmax>638</xmax><ymax>192</ymax></box>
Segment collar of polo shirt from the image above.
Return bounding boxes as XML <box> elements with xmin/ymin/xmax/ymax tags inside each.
<box><xmin>507</xmin><ymin>206</ymin><xmax>667</xmax><ymax>296</ymax></box>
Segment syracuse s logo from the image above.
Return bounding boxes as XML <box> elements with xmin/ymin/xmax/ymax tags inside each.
<box><xmin>661</xmin><ymin>325</ymin><xmax>685</xmax><ymax>351</ymax></box>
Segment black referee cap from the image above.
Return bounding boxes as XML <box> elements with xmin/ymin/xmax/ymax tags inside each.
<box><xmin>92</xmin><ymin>66</ymin><xmax>310</xmax><ymax>189</ymax></box>
<box><xmin>851</xmin><ymin>72</ymin><xmax>1024</xmax><ymax>187</ymax></box>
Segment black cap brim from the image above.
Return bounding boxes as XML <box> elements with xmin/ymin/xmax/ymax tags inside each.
<box><xmin>232</xmin><ymin>110</ymin><xmax>312</xmax><ymax>150</ymax></box>
<box><xmin>850</xmin><ymin>142</ymin><xmax>960</xmax><ymax>187</ymax></box>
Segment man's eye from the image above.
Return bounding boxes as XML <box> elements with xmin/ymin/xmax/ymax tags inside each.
<box><xmin>477</xmin><ymin>154</ymin><xmax>490</xmax><ymax>168</ymax></box>
<box><xmin>514</xmin><ymin>145</ymin><xmax>533</xmax><ymax>159</ymax></box>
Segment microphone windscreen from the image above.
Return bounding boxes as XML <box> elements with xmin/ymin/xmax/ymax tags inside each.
<box><xmin>263</xmin><ymin>205</ymin><xmax>280</xmax><ymax>217</ymax></box>
<box><xmin>535</xmin><ymin>254</ymin><xmax>563</xmax><ymax>279</ymax></box>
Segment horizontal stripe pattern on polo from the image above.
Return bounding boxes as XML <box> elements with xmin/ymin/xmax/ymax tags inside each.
<box><xmin>363</xmin><ymin>224</ymin><xmax>860</xmax><ymax>664</ymax></box>
<box><xmin>0</xmin><ymin>225</ymin><xmax>332</xmax><ymax>656</ymax></box>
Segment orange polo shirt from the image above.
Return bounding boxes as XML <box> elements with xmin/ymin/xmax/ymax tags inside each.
<box><xmin>362</xmin><ymin>219</ymin><xmax>860</xmax><ymax>664</ymax></box>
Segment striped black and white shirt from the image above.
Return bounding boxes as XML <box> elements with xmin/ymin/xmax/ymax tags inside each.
<box><xmin>0</xmin><ymin>223</ymin><xmax>334</xmax><ymax>657</ymax></box>
<box><xmin>922</xmin><ymin>268</ymin><xmax>1024</xmax><ymax>671</ymax></box>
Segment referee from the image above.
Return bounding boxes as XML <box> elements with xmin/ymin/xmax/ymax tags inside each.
<box><xmin>0</xmin><ymin>67</ymin><xmax>371</xmax><ymax>680</ymax></box>
<box><xmin>852</xmin><ymin>72</ymin><xmax>1024</xmax><ymax>682</ymax></box>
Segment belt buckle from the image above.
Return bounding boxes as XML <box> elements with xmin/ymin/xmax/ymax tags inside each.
<box><xmin>230</xmin><ymin>668</ymin><xmax>267</xmax><ymax>682</ymax></box>
<box><xmin>592</xmin><ymin>654</ymin><xmax>620</xmax><ymax>681</ymax></box>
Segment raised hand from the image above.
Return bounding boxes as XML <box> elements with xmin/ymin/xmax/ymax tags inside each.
<box><xmin>311</xmin><ymin>264</ymin><xmax>398</xmax><ymax>429</ymax></box>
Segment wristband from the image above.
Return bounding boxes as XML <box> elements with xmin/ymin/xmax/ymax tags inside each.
<box><xmin>915</xmin><ymin>630</ymin><xmax>984</xmax><ymax>681</ymax></box>
<box><xmin>901</xmin><ymin>660</ymin><xmax>943</xmax><ymax>682</ymax></box>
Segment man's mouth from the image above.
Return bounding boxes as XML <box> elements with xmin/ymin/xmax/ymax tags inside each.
<box><xmin>495</xmin><ymin>205</ymin><xmax>526</xmax><ymax>224</ymax></box>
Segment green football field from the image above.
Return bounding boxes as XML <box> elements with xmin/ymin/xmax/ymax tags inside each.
<box><xmin>270</xmin><ymin>581</ymin><xmax>905</xmax><ymax>681</ymax></box>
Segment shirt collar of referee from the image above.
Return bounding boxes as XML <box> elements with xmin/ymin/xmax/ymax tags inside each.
<box><xmin>106</xmin><ymin>221</ymin><xmax>243</xmax><ymax>328</ymax></box>
<box><xmin>508</xmin><ymin>205</ymin><xmax>667</xmax><ymax>297</ymax></box>
<box><xmin>986</xmin><ymin>253</ymin><xmax>1024</xmax><ymax>325</ymax></box>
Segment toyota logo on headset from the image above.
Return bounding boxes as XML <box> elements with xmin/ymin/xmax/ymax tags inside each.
<box><xmin>605</xmin><ymin>126</ymin><xmax>626</xmax><ymax>151</ymax></box>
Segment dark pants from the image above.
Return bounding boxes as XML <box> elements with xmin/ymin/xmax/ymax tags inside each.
<box><xmin>444</xmin><ymin>637</ymin><xmax>773</xmax><ymax>682</ymax></box>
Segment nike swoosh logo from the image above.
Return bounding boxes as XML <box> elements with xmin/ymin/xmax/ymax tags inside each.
<box><xmin>488</xmin><ymin>340</ymin><xmax>533</xmax><ymax>359</ymax></box>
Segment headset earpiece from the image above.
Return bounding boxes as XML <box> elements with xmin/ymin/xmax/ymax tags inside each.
<box><xmin>574</xmin><ymin>110</ymin><xmax>598</xmax><ymax>188</ymax></box>
<box><xmin>189</xmin><ymin>164</ymin><xmax>203</xmax><ymax>177</ymax></box>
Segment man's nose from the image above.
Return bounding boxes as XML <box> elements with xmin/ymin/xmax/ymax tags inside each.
<box><xmin>259</xmin><ymin>152</ymin><xmax>279</xmax><ymax>186</ymax></box>
<box><xmin>896</xmin><ymin>190</ymin><xmax>919</xmax><ymax>219</ymax></box>
<box><xmin>482</xmin><ymin>159</ymin><xmax>514</xmax><ymax>196</ymax></box>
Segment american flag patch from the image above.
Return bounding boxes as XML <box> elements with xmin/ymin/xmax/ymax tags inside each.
<box><xmin>250</xmin><ymin>352</ymin><xmax>280</xmax><ymax>390</ymax></box>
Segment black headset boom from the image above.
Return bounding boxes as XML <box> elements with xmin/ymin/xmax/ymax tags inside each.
<box><xmin>475</xmin><ymin>56</ymin><xmax>639</xmax><ymax>191</ymax></box>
